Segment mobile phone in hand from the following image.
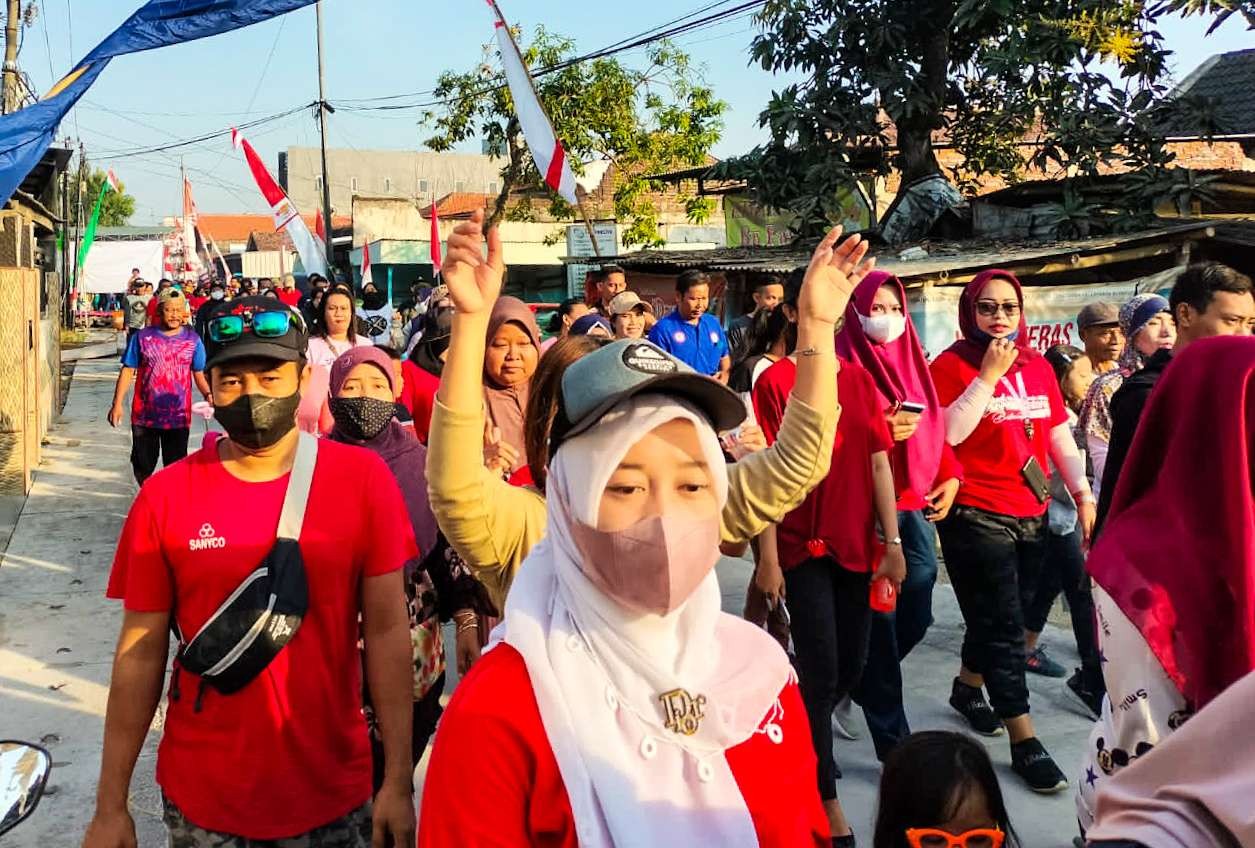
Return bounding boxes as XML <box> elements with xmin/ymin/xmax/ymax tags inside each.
<box><xmin>900</xmin><ymin>400</ymin><xmax>926</xmax><ymax>415</ymax></box>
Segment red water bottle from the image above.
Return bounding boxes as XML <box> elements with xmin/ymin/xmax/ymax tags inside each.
<box><xmin>869</xmin><ymin>576</ymin><xmax>898</xmax><ymax>612</ymax></box>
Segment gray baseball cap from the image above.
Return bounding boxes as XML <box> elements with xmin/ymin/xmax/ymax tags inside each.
<box><xmin>553</xmin><ymin>339</ymin><xmax>746</xmax><ymax>451</ymax></box>
<box><xmin>1077</xmin><ymin>301</ymin><xmax>1119</xmax><ymax>330</ymax></box>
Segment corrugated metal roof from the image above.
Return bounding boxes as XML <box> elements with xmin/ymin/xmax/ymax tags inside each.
<box><xmin>583</xmin><ymin>221</ymin><xmax>1216</xmax><ymax>281</ymax></box>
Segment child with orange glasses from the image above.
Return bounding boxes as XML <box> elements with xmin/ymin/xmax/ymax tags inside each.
<box><xmin>873</xmin><ymin>731</ymin><xmax>1018</xmax><ymax>848</ymax></box>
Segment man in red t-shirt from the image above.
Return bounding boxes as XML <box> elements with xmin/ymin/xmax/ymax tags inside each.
<box><xmin>277</xmin><ymin>274</ymin><xmax>303</xmax><ymax>308</ymax></box>
<box><xmin>84</xmin><ymin>296</ymin><xmax>418</xmax><ymax>848</ymax></box>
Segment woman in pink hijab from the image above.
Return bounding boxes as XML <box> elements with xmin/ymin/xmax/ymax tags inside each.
<box><xmin>836</xmin><ymin>270</ymin><xmax>963</xmax><ymax>761</ymax></box>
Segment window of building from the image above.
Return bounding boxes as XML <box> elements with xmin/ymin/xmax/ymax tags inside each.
<box><xmin>384</xmin><ymin>177</ymin><xmax>392</xmax><ymax>192</ymax></box>
<box><xmin>314</xmin><ymin>175</ymin><xmax>323</xmax><ymax>193</ymax></box>
<box><xmin>455</xmin><ymin>180</ymin><xmax>466</xmax><ymax>193</ymax></box>
<box><xmin>488</xmin><ymin>181</ymin><xmax>499</xmax><ymax>195</ymax></box>
<box><xmin>350</xmin><ymin>177</ymin><xmax>359</xmax><ymax>192</ymax></box>
<box><xmin>418</xmin><ymin>178</ymin><xmax>429</xmax><ymax>196</ymax></box>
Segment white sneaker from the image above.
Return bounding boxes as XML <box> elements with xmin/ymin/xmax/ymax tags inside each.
<box><xmin>832</xmin><ymin>697</ymin><xmax>861</xmax><ymax>741</ymax></box>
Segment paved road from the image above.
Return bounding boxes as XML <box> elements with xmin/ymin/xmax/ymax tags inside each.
<box><xmin>1</xmin><ymin>350</ymin><xmax>1095</xmax><ymax>847</ymax></box>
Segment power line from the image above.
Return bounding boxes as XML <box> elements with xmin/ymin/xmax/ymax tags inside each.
<box><xmin>331</xmin><ymin>0</ymin><xmax>764</xmax><ymax>111</ymax></box>
<box><xmin>90</xmin><ymin>103</ymin><xmax>314</xmax><ymax>159</ymax></box>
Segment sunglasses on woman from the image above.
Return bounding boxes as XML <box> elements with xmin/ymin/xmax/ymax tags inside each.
<box><xmin>975</xmin><ymin>300</ymin><xmax>1021</xmax><ymax>318</ymax></box>
<box><xmin>207</xmin><ymin>309</ymin><xmax>305</xmax><ymax>344</ymax></box>
<box><xmin>906</xmin><ymin>826</ymin><xmax>1005</xmax><ymax>848</ymax></box>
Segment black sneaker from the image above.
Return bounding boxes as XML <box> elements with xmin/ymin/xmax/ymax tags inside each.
<box><xmin>1011</xmin><ymin>737</ymin><xmax>1068</xmax><ymax>794</ymax></box>
<box><xmin>1063</xmin><ymin>669</ymin><xmax>1103</xmax><ymax>720</ymax></box>
<box><xmin>949</xmin><ymin>678</ymin><xmax>1004</xmax><ymax>736</ymax></box>
<box><xmin>1026</xmin><ymin>645</ymin><xmax>1068</xmax><ymax>678</ymax></box>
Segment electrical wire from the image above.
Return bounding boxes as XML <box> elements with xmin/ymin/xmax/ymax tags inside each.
<box><xmin>90</xmin><ymin>103</ymin><xmax>314</xmax><ymax>159</ymax></box>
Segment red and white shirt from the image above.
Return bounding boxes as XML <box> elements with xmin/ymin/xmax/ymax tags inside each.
<box><xmin>418</xmin><ymin>643</ymin><xmax>830</xmax><ymax>847</ymax></box>
<box><xmin>930</xmin><ymin>351</ymin><xmax>1068</xmax><ymax>518</ymax></box>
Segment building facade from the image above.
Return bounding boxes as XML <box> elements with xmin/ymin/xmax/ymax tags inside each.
<box><xmin>278</xmin><ymin>148</ymin><xmax>506</xmax><ymax>216</ymax></box>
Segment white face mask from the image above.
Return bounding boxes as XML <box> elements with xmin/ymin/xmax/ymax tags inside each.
<box><xmin>210</xmin><ymin>290</ymin><xmax>225</xmax><ymax>300</ymax></box>
<box><xmin>859</xmin><ymin>312</ymin><xmax>907</xmax><ymax>345</ymax></box>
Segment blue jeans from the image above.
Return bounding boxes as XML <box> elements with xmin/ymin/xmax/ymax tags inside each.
<box><xmin>853</xmin><ymin>509</ymin><xmax>939</xmax><ymax>760</ymax></box>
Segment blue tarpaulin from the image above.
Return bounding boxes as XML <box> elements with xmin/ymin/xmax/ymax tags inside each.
<box><xmin>0</xmin><ymin>0</ymin><xmax>318</xmax><ymax>209</ymax></box>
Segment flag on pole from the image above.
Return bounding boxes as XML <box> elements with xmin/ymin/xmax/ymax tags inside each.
<box><xmin>488</xmin><ymin>0</ymin><xmax>578</xmax><ymax>204</ymax></box>
<box><xmin>314</xmin><ymin>210</ymin><xmax>328</xmax><ymax>254</ymax></box>
<box><xmin>182</xmin><ymin>173</ymin><xmax>205</xmax><ymax>283</ymax></box>
<box><xmin>75</xmin><ymin>169</ymin><xmax>119</xmax><ymax>281</ymax></box>
<box><xmin>231</xmin><ymin>127</ymin><xmax>329</xmax><ymax>278</ymax></box>
<box><xmin>429</xmin><ymin>198</ymin><xmax>442</xmax><ymax>273</ymax></box>
<box><xmin>360</xmin><ymin>241</ymin><xmax>373</xmax><ymax>288</ymax></box>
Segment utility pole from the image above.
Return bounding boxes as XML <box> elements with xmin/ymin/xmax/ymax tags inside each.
<box><xmin>315</xmin><ymin>1</ymin><xmax>334</xmax><ymax>271</ymax></box>
<box><xmin>3</xmin><ymin>0</ymin><xmax>21</xmax><ymax>114</ymax></box>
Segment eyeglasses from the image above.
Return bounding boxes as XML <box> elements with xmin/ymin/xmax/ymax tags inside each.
<box><xmin>207</xmin><ymin>309</ymin><xmax>304</xmax><ymax>344</ymax></box>
<box><xmin>975</xmin><ymin>300</ymin><xmax>1021</xmax><ymax>318</ymax></box>
<box><xmin>906</xmin><ymin>827</ymin><xmax>1005</xmax><ymax>848</ymax></box>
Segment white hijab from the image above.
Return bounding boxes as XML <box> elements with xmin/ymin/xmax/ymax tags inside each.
<box><xmin>495</xmin><ymin>393</ymin><xmax>793</xmax><ymax>847</ymax></box>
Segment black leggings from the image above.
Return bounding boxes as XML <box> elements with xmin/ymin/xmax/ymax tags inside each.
<box><xmin>938</xmin><ymin>505</ymin><xmax>1046</xmax><ymax>719</ymax></box>
<box><xmin>1025</xmin><ymin>527</ymin><xmax>1104</xmax><ymax>690</ymax></box>
<box><xmin>784</xmin><ymin>557</ymin><xmax>872</xmax><ymax>801</ymax></box>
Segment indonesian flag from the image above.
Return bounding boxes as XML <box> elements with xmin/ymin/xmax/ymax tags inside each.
<box><xmin>315</xmin><ymin>210</ymin><xmax>327</xmax><ymax>251</ymax></box>
<box><xmin>182</xmin><ymin>174</ymin><xmax>204</xmax><ymax>280</ymax></box>
<box><xmin>489</xmin><ymin>0</ymin><xmax>578</xmax><ymax>204</ymax></box>
<box><xmin>231</xmin><ymin>127</ymin><xmax>329</xmax><ymax>278</ymax></box>
<box><xmin>105</xmin><ymin>168</ymin><xmax>120</xmax><ymax>193</ymax></box>
<box><xmin>361</xmin><ymin>242</ymin><xmax>373</xmax><ymax>288</ymax></box>
<box><xmin>429</xmin><ymin>199</ymin><xmax>442</xmax><ymax>273</ymax></box>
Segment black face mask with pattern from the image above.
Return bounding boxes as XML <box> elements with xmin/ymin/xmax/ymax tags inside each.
<box><xmin>214</xmin><ymin>391</ymin><xmax>301</xmax><ymax>450</ymax></box>
<box><xmin>329</xmin><ymin>396</ymin><xmax>395</xmax><ymax>441</ymax></box>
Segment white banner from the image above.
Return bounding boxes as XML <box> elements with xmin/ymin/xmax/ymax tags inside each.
<box><xmin>80</xmin><ymin>240</ymin><xmax>165</xmax><ymax>294</ymax></box>
<box><xmin>910</xmin><ymin>266</ymin><xmax>1184</xmax><ymax>359</ymax></box>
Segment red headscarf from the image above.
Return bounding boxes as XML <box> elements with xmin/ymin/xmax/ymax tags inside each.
<box><xmin>945</xmin><ymin>269</ymin><xmax>1041</xmax><ymax>371</ymax></box>
<box><xmin>836</xmin><ymin>270</ymin><xmax>944</xmax><ymax>498</ymax></box>
<box><xmin>1087</xmin><ymin>335</ymin><xmax>1255</xmax><ymax>711</ymax></box>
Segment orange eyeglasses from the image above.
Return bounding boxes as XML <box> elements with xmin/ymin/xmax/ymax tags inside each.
<box><xmin>905</xmin><ymin>827</ymin><xmax>1005</xmax><ymax>848</ymax></box>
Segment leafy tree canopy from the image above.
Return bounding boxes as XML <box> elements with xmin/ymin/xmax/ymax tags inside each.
<box><xmin>423</xmin><ymin>28</ymin><xmax>725</xmax><ymax>247</ymax></box>
<box><xmin>70</xmin><ymin>165</ymin><xmax>135</xmax><ymax>228</ymax></box>
<box><xmin>717</xmin><ymin>0</ymin><xmax>1253</xmax><ymax>239</ymax></box>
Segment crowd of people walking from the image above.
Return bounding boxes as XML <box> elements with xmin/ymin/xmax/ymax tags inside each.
<box><xmin>83</xmin><ymin>210</ymin><xmax>1255</xmax><ymax>848</ymax></box>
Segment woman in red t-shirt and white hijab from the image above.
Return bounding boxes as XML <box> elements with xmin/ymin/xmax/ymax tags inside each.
<box><xmin>929</xmin><ymin>270</ymin><xmax>1095</xmax><ymax>794</ymax></box>
<box><xmin>419</xmin><ymin>339</ymin><xmax>831</xmax><ymax>847</ymax></box>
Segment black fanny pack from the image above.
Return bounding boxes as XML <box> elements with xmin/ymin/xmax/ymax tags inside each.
<box><xmin>173</xmin><ymin>433</ymin><xmax>317</xmax><ymax>710</ymax></box>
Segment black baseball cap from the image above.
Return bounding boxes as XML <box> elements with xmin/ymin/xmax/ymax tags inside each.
<box><xmin>203</xmin><ymin>296</ymin><xmax>309</xmax><ymax>370</ymax></box>
<box><xmin>551</xmin><ymin>339</ymin><xmax>745</xmax><ymax>454</ymax></box>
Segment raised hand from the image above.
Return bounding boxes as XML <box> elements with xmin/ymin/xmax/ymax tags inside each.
<box><xmin>442</xmin><ymin>209</ymin><xmax>505</xmax><ymax>317</ymax></box>
<box><xmin>797</xmin><ymin>226</ymin><xmax>876</xmax><ymax>327</ymax></box>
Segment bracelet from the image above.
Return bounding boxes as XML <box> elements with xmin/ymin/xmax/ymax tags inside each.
<box><xmin>796</xmin><ymin>346</ymin><xmax>828</xmax><ymax>357</ymax></box>
<box><xmin>457</xmin><ymin>622</ymin><xmax>479</xmax><ymax>635</ymax></box>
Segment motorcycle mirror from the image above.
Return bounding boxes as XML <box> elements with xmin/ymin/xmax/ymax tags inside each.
<box><xmin>0</xmin><ymin>741</ymin><xmax>52</xmax><ymax>836</ymax></box>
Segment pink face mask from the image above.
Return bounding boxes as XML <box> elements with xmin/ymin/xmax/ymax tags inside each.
<box><xmin>568</xmin><ymin>513</ymin><xmax>721</xmax><ymax>615</ymax></box>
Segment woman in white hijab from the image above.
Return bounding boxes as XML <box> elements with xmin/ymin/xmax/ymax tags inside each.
<box><xmin>418</xmin><ymin>338</ymin><xmax>832</xmax><ymax>846</ymax></box>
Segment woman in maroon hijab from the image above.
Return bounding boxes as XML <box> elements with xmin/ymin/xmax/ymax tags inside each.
<box><xmin>1077</xmin><ymin>335</ymin><xmax>1255</xmax><ymax>831</ymax></box>
<box><xmin>835</xmin><ymin>270</ymin><xmax>963</xmax><ymax>761</ymax></box>
<box><xmin>930</xmin><ymin>270</ymin><xmax>1095</xmax><ymax>793</ymax></box>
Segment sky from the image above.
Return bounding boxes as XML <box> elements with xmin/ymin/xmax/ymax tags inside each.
<box><xmin>14</xmin><ymin>1</ymin><xmax>1254</xmax><ymax>224</ymax></box>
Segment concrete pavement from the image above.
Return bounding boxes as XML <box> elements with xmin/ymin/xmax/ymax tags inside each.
<box><xmin>2</xmin><ymin>352</ymin><xmax>1095</xmax><ymax>847</ymax></box>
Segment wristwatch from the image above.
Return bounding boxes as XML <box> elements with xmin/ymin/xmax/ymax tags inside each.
<box><xmin>886</xmin><ymin>536</ymin><xmax>902</xmax><ymax>547</ymax></box>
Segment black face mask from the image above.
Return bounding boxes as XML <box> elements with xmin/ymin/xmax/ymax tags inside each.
<box><xmin>214</xmin><ymin>391</ymin><xmax>301</xmax><ymax>450</ymax></box>
<box><xmin>361</xmin><ymin>290</ymin><xmax>387</xmax><ymax>310</ymax></box>
<box><xmin>329</xmin><ymin>396</ymin><xmax>395</xmax><ymax>442</ymax></box>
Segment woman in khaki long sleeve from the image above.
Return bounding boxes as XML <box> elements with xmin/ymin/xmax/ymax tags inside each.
<box><xmin>427</xmin><ymin>210</ymin><xmax>872</xmax><ymax>611</ymax></box>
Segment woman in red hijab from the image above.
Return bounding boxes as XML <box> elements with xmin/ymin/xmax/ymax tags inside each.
<box><xmin>929</xmin><ymin>270</ymin><xmax>1095</xmax><ymax>793</ymax></box>
<box><xmin>835</xmin><ymin>270</ymin><xmax>963</xmax><ymax>761</ymax></box>
<box><xmin>1076</xmin><ymin>335</ymin><xmax>1255</xmax><ymax>832</ymax></box>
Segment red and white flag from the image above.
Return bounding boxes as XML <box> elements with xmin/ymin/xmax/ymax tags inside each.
<box><xmin>314</xmin><ymin>210</ymin><xmax>327</xmax><ymax>252</ymax></box>
<box><xmin>360</xmin><ymin>241</ymin><xmax>373</xmax><ymax>288</ymax></box>
<box><xmin>231</xmin><ymin>127</ymin><xmax>329</xmax><ymax>278</ymax></box>
<box><xmin>489</xmin><ymin>0</ymin><xmax>578</xmax><ymax>204</ymax></box>
<box><xmin>429</xmin><ymin>198</ymin><xmax>442</xmax><ymax>273</ymax></box>
<box><xmin>105</xmin><ymin>168</ymin><xmax>120</xmax><ymax>193</ymax></box>
<box><xmin>182</xmin><ymin>174</ymin><xmax>204</xmax><ymax>281</ymax></box>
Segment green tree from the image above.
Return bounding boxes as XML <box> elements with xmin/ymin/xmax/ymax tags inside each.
<box><xmin>422</xmin><ymin>28</ymin><xmax>725</xmax><ymax>247</ymax></box>
<box><xmin>718</xmin><ymin>0</ymin><xmax>1252</xmax><ymax>240</ymax></box>
<box><xmin>70</xmin><ymin>165</ymin><xmax>136</xmax><ymax>228</ymax></box>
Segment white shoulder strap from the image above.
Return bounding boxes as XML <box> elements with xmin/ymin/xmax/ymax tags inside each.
<box><xmin>277</xmin><ymin>432</ymin><xmax>318</xmax><ymax>540</ymax></box>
